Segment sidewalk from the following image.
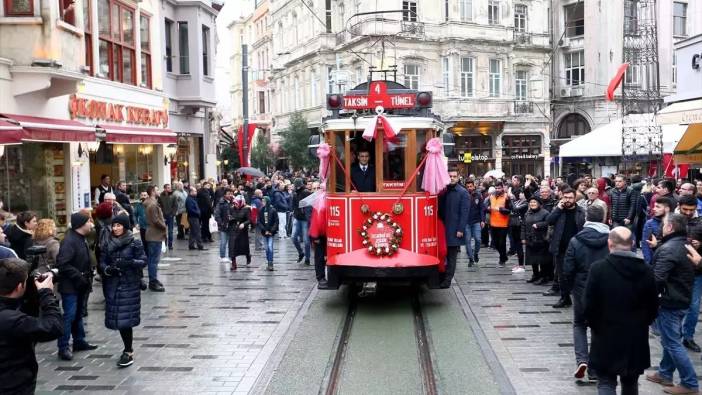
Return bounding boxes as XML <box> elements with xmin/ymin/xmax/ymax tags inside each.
<box><xmin>454</xmin><ymin>247</ymin><xmax>701</xmax><ymax>395</ymax></box>
<box><xmin>34</xmin><ymin>235</ymin><xmax>317</xmax><ymax>394</ymax></box>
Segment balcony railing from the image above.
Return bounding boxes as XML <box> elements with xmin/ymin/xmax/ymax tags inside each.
<box><xmin>514</xmin><ymin>101</ymin><xmax>534</xmax><ymax>114</ymax></box>
<box><xmin>400</xmin><ymin>20</ymin><xmax>425</xmax><ymax>37</ymax></box>
<box><xmin>513</xmin><ymin>32</ymin><xmax>532</xmax><ymax>45</ymax></box>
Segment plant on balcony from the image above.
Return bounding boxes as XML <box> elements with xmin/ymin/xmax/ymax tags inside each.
<box><xmin>280</xmin><ymin>112</ymin><xmax>315</xmax><ymax>170</ymax></box>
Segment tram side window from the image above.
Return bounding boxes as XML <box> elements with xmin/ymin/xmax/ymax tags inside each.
<box><xmin>334</xmin><ymin>133</ymin><xmax>346</xmax><ymax>193</ymax></box>
<box><xmin>416</xmin><ymin>131</ymin><xmax>427</xmax><ymax>191</ymax></box>
<box><xmin>350</xmin><ymin>135</ymin><xmax>376</xmax><ymax>192</ymax></box>
<box><xmin>383</xmin><ymin>133</ymin><xmax>406</xmax><ymax>182</ymax></box>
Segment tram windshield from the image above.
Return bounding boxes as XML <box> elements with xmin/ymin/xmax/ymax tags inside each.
<box><xmin>328</xmin><ymin>128</ymin><xmax>436</xmax><ymax>194</ymax></box>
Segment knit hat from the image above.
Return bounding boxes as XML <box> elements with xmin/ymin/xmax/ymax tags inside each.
<box><xmin>112</xmin><ymin>214</ymin><xmax>130</xmax><ymax>229</ymax></box>
<box><xmin>263</xmin><ymin>196</ymin><xmax>271</xmax><ymax>205</ymax></box>
<box><xmin>294</xmin><ymin>178</ymin><xmax>304</xmax><ymax>188</ymax></box>
<box><xmin>70</xmin><ymin>212</ymin><xmax>90</xmax><ymax>230</ymax></box>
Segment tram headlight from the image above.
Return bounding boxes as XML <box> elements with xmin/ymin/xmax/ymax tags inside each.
<box><xmin>416</xmin><ymin>92</ymin><xmax>432</xmax><ymax>108</ymax></box>
<box><xmin>327</xmin><ymin>94</ymin><xmax>343</xmax><ymax>110</ymax></box>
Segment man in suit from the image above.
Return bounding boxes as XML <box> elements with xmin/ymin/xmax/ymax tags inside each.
<box><xmin>350</xmin><ymin>150</ymin><xmax>376</xmax><ymax>192</ymax></box>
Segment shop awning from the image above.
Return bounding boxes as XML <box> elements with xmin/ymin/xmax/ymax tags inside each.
<box><xmin>673</xmin><ymin>124</ymin><xmax>702</xmax><ymax>164</ymax></box>
<box><xmin>100</xmin><ymin>125</ymin><xmax>177</xmax><ymax>144</ymax></box>
<box><xmin>657</xmin><ymin>99</ymin><xmax>702</xmax><ymax>125</ymax></box>
<box><xmin>559</xmin><ymin>117</ymin><xmax>687</xmax><ymax>158</ymax></box>
<box><xmin>0</xmin><ymin>114</ymin><xmax>96</xmax><ymax>143</ymax></box>
<box><xmin>0</xmin><ymin>119</ymin><xmax>23</xmax><ymax>145</ymax></box>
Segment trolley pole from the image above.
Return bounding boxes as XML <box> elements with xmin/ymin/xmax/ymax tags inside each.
<box><xmin>242</xmin><ymin>44</ymin><xmax>249</xmax><ymax>167</ymax></box>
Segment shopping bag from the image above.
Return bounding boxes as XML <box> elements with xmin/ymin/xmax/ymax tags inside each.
<box><xmin>180</xmin><ymin>214</ymin><xmax>190</xmax><ymax>230</ymax></box>
<box><xmin>161</xmin><ymin>241</ymin><xmax>167</xmax><ymax>254</ymax></box>
<box><xmin>209</xmin><ymin>217</ymin><xmax>219</xmax><ymax>233</ymax></box>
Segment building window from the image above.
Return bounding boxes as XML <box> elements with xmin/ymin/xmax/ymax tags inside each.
<box><xmin>502</xmin><ymin>135</ymin><xmax>542</xmax><ymax>156</ymax></box>
<box><xmin>460</xmin><ymin>57</ymin><xmax>474</xmax><ymax>97</ymax></box>
<box><xmin>564</xmin><ymin>51</ymin><xmax>584</xmax><ymax>86</ymax></box>
<box><xmin>4</xmin><ymin>0</ymin><xmax>33</xmax><ymax>16</ymax></box>
<box><xmin>258</xmin><ymin>91</ymin><xmax>266</xmax><ymax>114</ymax></box>
<box><xmin>672</xmin><ymin>53</ymin><xmax>677</xmax><ymax>87</ymax></box>
<box><xmin>488</xmin><ymin>0</ymin><xmax>499</xmax><ymax>25</ymax></box>
<box><xmin>565</xmin><ymin>2</ymin><xmax>584</xmax><ymax>37</ymax></box>
<box><xmin>140</xmin><ymin>14</ymin><xmax>151</xmax><ymax>88</ymax></box>
<box><xmin>403</xmin><ymin>63</ymin><xmax>420</xmax><ymax>90</ymax></box>
<box><xmin>459</xmin><ymin>0</ymin><xmax>472</xmax><ymax>22</ymax></box>
<box><xmin>311</xmin><ymin>69</ymin><xmax>318</xmax><ymax>104</ymax></box>
<box><xmin>515</xmin><ymin>70</ymin><xmax>527</xmax><ymax>100</ymax></box>
<box><xmin>291</xmin><ymin>13</ymin><xmax>298</xmax><ymax>45</ymax></box>
<box><xmin>294</xmin><ymin>77</ymin><xmax>300</xmax><ymax>110</ymax></box>
<box><xmin>514</xmin><ymin>4</ymin><xmax>527</xmax><ymax>33</ymax></box>
<box><xmin>165</xmin><ymin>19</ymin><xmax>173</xmax><ymax>72</ymax></box>
<box><xmin>178</xmin><ymin>21</ymin><xmax>189</xmax><ymax>74</ymax></box>
<box><xmin>443</xmin><ymin>0</ymin><xmax>448</xmax><ymax>21</ymax></box>
<box><xmin>489</xmin><ymin>59</ymin><xmax>501</xmax><ymax>97</ymax></box>
<box><xmin>202</xmin><ymin>25</ymin><xmax>210</xmax><ymax>76</ymax></box>
<box><xmin>441</xmin><ymin>56</ymin><xmax>450</xmax><ymax>96</ymax></box>
<box><xmin>673</xmin><ymin>2</ymin><xmax>687</xmax><ymax>36</ymax></box>
<box><xmin>327</xmin><ymin>66</ymin><xmax>334</xmax><ymax>94</ymax></box>
<box><xmin>97</xmin><ymin>0</ymin><xmax>136</xmax><ymax>85</ymax></box>
<box><xmin>624</xmin><ymin>0</ymin><xmax>638</xmax><ymax>35</ymax></box>
<box><xmin>558</xmin><ymin>113</ymin><xmax>591</xmax><ymax>139</ymax></box>
<box><xmin>83</xmin><ymin>0</ymin><xmax>93</xmax><ymax>74</ymax></box>
<box><xmin>402</xmin><ymin>1</ymin><xmax>417</xmax><ymax>22</ymax></box>
<box><xmin>625</xmin><ymin>62</ymin><xmax>640</xmax><ymax>86</ymax></box>
<box><xmin>325</xmin><ymin>0</ymin><xmax>332</xmax><ymax>32</ymax></box>
<box><xmin>59</xmin><ymin>0</ymin><xmax>76</xmax><ymax>25</ymax></box>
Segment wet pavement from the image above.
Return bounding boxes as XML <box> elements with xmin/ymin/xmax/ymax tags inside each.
<box><xmin>33</xmin><ymin>235</ymin><xmax>702</xmax><ymax>394</ymax></box>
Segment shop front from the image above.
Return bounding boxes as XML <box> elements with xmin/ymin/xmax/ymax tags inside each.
<box><xmin>453</xmin><ymin>135</ymin><xmax>496</xmax><ymax>177</ymax></box>
<box><xmin>501</xmin><ymin>135</ymin><xmax>544</xmax><ymax>177</ymax></box>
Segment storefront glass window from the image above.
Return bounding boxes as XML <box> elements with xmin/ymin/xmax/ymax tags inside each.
<box><xmin>91</xmin><ymin>144</ymin><xmax>155</xmax><ymax>198</ymax></box>
<box><xmin>0</xmin><ymin>144</ymin><xmax>68</xmax><ymax>230</ymax></box>
<box><xmin>502</xmin><ymin>135</ymin><xmax>543</xmax><ymax>177</ymax></box>
<box><xmin>455</xmin><ymin>135</ymin><xmax>494</xmax><ymax>177</ymax></box>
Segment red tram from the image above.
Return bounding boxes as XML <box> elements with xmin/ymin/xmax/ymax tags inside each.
<box><xmin>312</xmin><ymin>78</ymin><xmax>454</xmax><ymax>289</ymax></box>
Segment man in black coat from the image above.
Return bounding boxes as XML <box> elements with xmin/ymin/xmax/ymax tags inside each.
<box><xmin>543</xmin><ymin>188</ymin><xmax>586</xmax><ymax>304</ymax></box>
<box><xmin>562</xmin><ymin>205</ymin><xmax>610</xmax><ymax>381</ymax></box>
<box><xmin>0</xmin><ymin>258</ymin><xmax>62</xmax><ymax>395</ymax></box>
<box><xmin>438</xmin><ymin>169</ymin><xmax>469</xmax><ymax>288</ymax></box>
<box><xmin>197</xmin><ymin>183</ymin><xmax>214</xmax><ymax>243</ymax></box>
<box><xmin>585</xmin><ymin>227</ymin><xmax>658</xmax><ymax>395</ymax></box>
<box><xmin>609</xmin><ymin>175</ymin><xmax>638</xmax><ymax>228</ymax></box>
<box><xmin>645</xmin><ymin>213</ymin><xmax>699</xmax><ymax>394</ymax></box>
<box><xmin>115</xmin><ymin>181</ymin><xmax>134</xmax><ymax>228</ymax></box>
<box><xmin>56</xmin><ymin>213</ymin><xmax>98</xmax><ymax>361</ymax></box>
<box><xmin>350</xmin><ymin>149</ymin><xmax>376</xmax><ymax>192</ymax></box>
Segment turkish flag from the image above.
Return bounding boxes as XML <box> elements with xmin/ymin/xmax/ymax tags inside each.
<box><xmin>236</xmin><ymin>124</ymin><xmax>257</xmax><ymax>167</ymax></box>
<box><xmin>606</xmin><ymin>63</ymin><xmax>629</xmax><ymax>101</ymax></box>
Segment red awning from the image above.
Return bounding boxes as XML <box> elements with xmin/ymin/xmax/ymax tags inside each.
<box><xmin>0</xmin><ymin>114</ymin><xmax>96</xmax><ymax>143</ymax></box>
<box><xmin>0</xmin><ymin>119</ymin><xmax>23</xmax><ymax>145</ymax></box>
<box><xmin>101</xmin><ymin>124</ymin><xmax>177</xmax><ymax>144</ymax></box>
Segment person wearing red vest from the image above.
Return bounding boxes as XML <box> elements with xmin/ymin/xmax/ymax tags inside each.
<box><xmin>487</xmin><ymin>182</ymin><xmax>513</xmax><ymax>265</ymax></box>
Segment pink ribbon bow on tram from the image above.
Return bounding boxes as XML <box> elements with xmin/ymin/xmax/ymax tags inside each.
<box><xmin>362</xmin><ymin>114</ymin><xmax>400</xmax><ymax>142</ymax></box>
<box><xmin>421</xmin><ymin>137</ymin><xmax>451</xmax><ymax>195</ymax></box>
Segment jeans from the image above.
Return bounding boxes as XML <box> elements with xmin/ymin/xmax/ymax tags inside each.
<box><xmin>464</xmin><ymin>222</ymin><xmax>482</xmax><ymax>260</ymax></box>
<box><xmin>597</xmin><ymin>374</ymin><xmax>639</xmax><ymax>395</ymax></box>
<box><xmin>277</xmin><ymin>212</ymin><xmax>287</xmax><ymax>239</ymax></box>
<box><xmin>292</xmin><ymin>218</ymin><xmax>311</xmax><ymax>261</ymax></box>
<box><xmin>492</xmin><ymin>227</ymin><xmax>508</xmax><ymax>262</ymax></box>
<box><xmin>683</xmin><ymin>275</ymin><xmax>702</xmax><ymax>341</ymax></box>
<box><xmin>552</xmin><ymin>253</ymin><xmax>567</xmax><ymax>297</ymax></box>
<box><xmin>573</xmin><ymin>292</ymin><xmax>590</xmax><ymax>367</ymax></box>
<box><xmin>57</xmin><ymin>292</ymin><xmax>86</xmax><ymax>351</ymax></box>
<box><xmin>219</xmin><ymin>230</ymin><xmax>230</xmax><ymax>258</ymax></box>
<box><xmin>314</xmin><ymin>237</ymin><xmax>327</xmax><ymax>281</ymax></box>
<box><xmin>658</xmin><ymin>307</ymin><xmax>699</xmax><ymax>390</ymax></box>
<box><xmin>509</xmin><ymin>225</ymin><xmax>524</xmax><ymax>265</ymax></box>
<box><xmin>264</xmin><ymin>236</ymin><xmax>274</xmax><ymax>263</ymax></box>
<box><xmin>164</xmin><ymin>215</ymin><xmax>174</xmax><ymax>248</ymax></box>
<box><xmin>145</xmin><ymin>241</ymin><xmax>162</xmax><ymax>283</ymax></box>
<box><xmin>176</xmin><ymin>213</ymin><xmax>185</xmax><ymax>238</ymax></box>
<box><xmin>188</xmin><ymin>216</ymin><xmax>203</xmax><ymax>248</ymax></box>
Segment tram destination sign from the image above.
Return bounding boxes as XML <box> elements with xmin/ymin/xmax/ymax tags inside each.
<box><xmin>342</xmin><ymin>81</ymin><xmax>422</xmax><ymax>110</ymax></box>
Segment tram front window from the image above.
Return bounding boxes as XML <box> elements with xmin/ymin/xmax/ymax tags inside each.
<box><xmin>351</xmin><ymin>149</ymin><xmax>376</xmax><ymax>192</ymax></box>
<box><xmin>383</xmin><ymin>134</ymin><xmax>406</xmax><ymax>188</ymax></box>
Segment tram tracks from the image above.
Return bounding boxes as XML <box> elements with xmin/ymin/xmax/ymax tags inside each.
<box><xmin>322</xmin><ymin>286</ymin><xmax>438</xmax><ymax>395</ymax></box>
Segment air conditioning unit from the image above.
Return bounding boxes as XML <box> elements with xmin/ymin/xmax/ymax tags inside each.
<box><xmin>560</xmin><ymin>87</ymin><xmax>571</xmax><ymax>97</ymax></box>
<box><xmin>559</xmin><ymin>38</ymin><xmax>570</xmax><ymax>48</ymax></box>
<box><xmin>571</xmin><ymin>87</ymin><xmax>584</xmax><ymax>96</ymax></box>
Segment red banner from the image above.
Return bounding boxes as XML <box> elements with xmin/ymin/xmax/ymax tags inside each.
<box><xmin>237</xmin><ymin>124</ymin><xmax>257</xmax><ymax>167</ymax></box>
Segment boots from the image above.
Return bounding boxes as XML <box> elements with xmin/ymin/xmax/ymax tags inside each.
<box><xmin>267</xmin><ymin>261</ymin><xmax>274</xmax><ymax>271</ymax></box>
<box><xmin>230</xmin><ymin>260</ymin><xmax>237</xmax><ymax>271</ymax></box>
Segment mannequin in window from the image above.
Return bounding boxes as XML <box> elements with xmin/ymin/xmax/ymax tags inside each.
<box><xmin>351</xmin><ymin>150</ymin><xmax>376</xmax><ymax>192</ymax></box>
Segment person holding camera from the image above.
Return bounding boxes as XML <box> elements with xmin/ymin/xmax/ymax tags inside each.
<box><xmin>99</xmin><ymin>214</ymin><xmax>147</xmax><ymax>368</ymax></box>
<box><xmin>0</xmin><ymin>258</ymin><xmax>63</xmax><ymax>394</ymax></box>
<box><xmin>56</xmin><ymin>212</ymin><xmax>98</xmax><ymax>361</ymax></box>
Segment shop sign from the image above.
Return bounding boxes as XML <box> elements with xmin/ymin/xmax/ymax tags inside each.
<box><xmin>461</xmin><ymin>152</ymin><xmax>490</xmax><ymax>163</ymax></box>
<box><xmin>507</xmin><ymin>153</ymin><xmax>541</xmax><ymax>160</ymax></box>
<box><xmin>343</xmin><ymin>81</ymin><xmax>417</xmax><ymax>110</ymax></box>
<box><xmin>68</xmin><ymin>94</ymin><xmax>169</xmax><ymax>128</ymax></box>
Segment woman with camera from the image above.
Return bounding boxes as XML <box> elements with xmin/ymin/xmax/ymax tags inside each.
<box><xmin>99</xmin><ymin>214</ymin><xmax>147</xmax><ymax>368</ymax></box>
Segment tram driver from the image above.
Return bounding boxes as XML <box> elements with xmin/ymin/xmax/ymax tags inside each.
<box><xmin>351</xmin><ymin>149</ymin><xmax>376</xmax><ymax>192</ymax></box>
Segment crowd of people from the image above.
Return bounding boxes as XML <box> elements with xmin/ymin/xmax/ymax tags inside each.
<box><xmin>439</xmin><ymin>171</ymin><xmax>702</xmax><ymax>394</ymax></box>
<box><xmin>3</xmin><ymin>168</ymin><xmax>702</xmax><ymax>394</ymax></box>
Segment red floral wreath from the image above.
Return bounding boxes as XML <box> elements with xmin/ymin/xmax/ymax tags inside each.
<box><xmin>359</xmin><ymin>212</ymin><xmax>403</xmax><ymax>257</ymax></box>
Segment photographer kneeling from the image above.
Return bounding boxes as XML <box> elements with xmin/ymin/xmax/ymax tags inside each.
<box><xmin>0</xmin><ymin>258</ymin><xmax>62</xmax><ymax>394</ymax></box>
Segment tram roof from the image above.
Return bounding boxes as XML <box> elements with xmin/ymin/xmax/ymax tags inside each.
<box><xmin>322</xmin><ymin>116</ymin><xmax>444</xmax><ymax>132</ymax></box>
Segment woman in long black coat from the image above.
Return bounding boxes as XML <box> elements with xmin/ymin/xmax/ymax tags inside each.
<box><xmin>521</xmin><ymin>197</ymin><xmax>550</xmax><ymax>283</ymax></box>
<box><xmin>99</xmin><ymin>214</ymin><xmax>147</xmax><ymax>368</ymax></box>
<box><xmin>228</xmin><ymin>195</ymin><xmax>251</xmax><ymax>270</ymax></box>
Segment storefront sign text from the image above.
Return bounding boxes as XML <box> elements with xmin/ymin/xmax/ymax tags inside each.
<box><xmin>693</xmin><ymin>53</ymin><xmax>701</xmax><ymax>70</ymax></box>
<box><xmin>68</xmin><ymin>95</ymin><xmax>169</xmax><ymax>128</ymax></box>
<box><xmin>507</xmin><ymin>154</ymin><xmax>541</xmax><ymax>160</ymax></box>
<box><xmin>461</xmin><ymin>153</ymin><xmax>491</xmax><ymax>163</ymax></box>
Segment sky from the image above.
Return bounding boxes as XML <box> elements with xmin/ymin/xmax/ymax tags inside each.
<box><xmin>215</xmin><ymin>0</ymin><xmax>253</xmax><ymax>124</ymax></box>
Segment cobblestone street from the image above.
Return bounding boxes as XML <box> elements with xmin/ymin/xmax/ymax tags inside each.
<box><xmin>33</xmin><ymin>236</ymin><xmax>702</xmax><ymax>394</ymax></box>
